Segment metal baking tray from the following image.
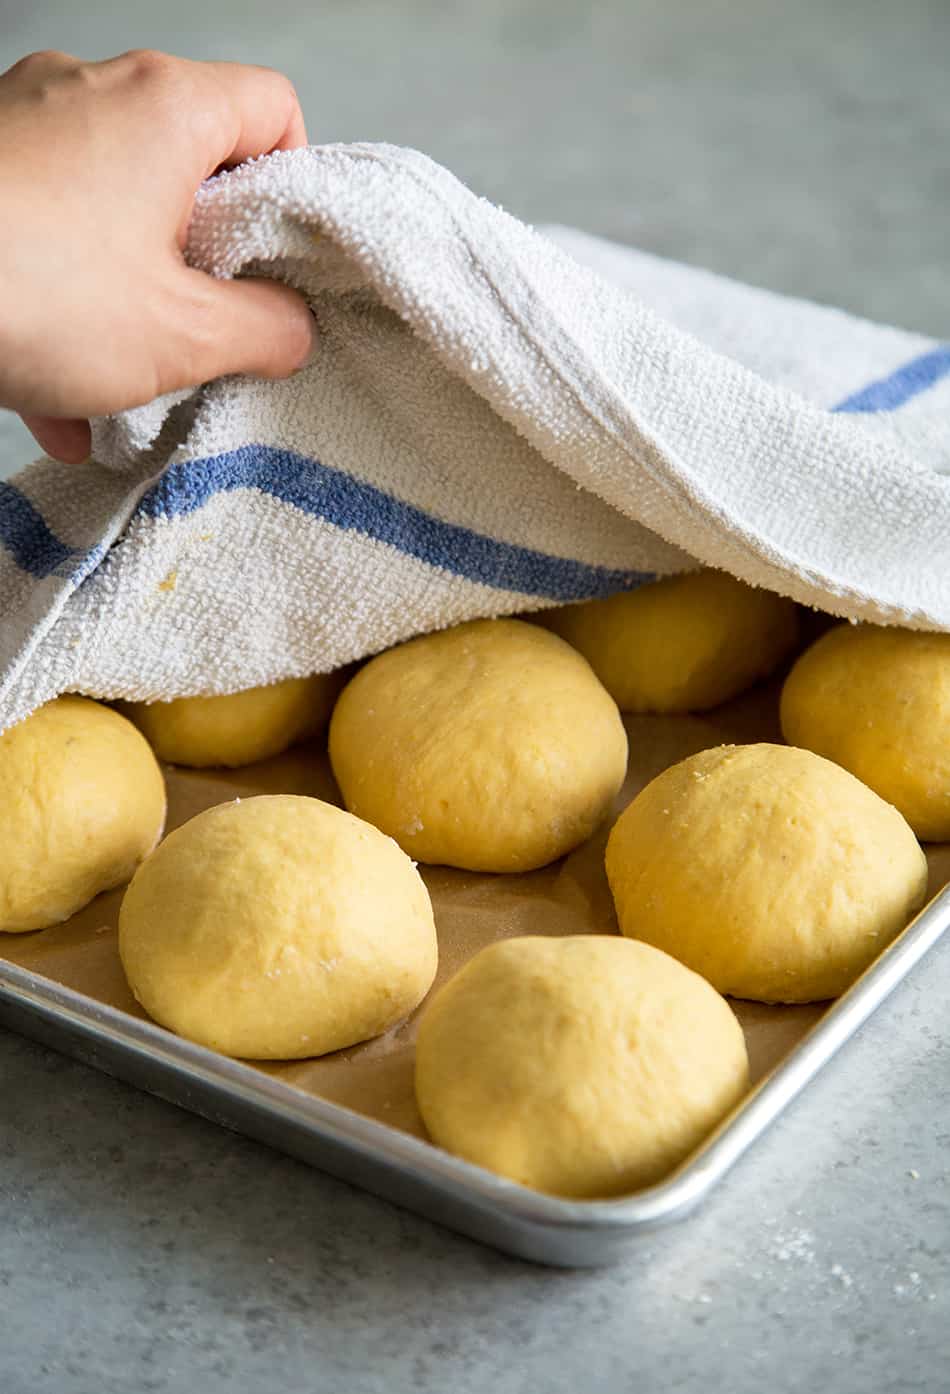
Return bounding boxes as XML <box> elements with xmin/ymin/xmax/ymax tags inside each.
<box><xmin>2</xmin><ymin>690</ymin><xmax>949</xmax><ymax>1268</ymax></box>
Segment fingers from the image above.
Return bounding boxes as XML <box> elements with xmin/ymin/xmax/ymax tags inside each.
<box><xmin>21</xmin><ymin>414</ymin><xmax>92</xmax><ymax>464</ymax></box>
<box><xmin>4</xmin><ymin>51</ymin><xmax>308</xmax><ymax>170</ymax></box>
<box><xmin>169</xmin><ymin>271</ymin><xmax>315</xmax><ymax>389</ymax></box>
<box><xmin>197</xmin><ymin>60</ymin><xmax>308</xmax><ymax>171</ymax></box>
<box><xmin>0</xmin><ymin>51</ymin><xmax>312</xmax><ymax>432</ymax></box>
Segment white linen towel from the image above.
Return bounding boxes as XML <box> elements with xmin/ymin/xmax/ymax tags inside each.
<box><xmin>1</xmin><ymin>142</ymin><xmax>948</xmax><ymax>732</ymax></box>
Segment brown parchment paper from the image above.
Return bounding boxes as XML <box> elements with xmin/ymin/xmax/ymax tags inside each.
<box><xmin>3</xmin><ymin>679</ymin><xmax>949</xmax><ymax>1144</ymax></box>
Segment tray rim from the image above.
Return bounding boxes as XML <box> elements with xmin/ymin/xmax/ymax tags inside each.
<box><xmin>2</xmin><ymin>880</ymin><xmax>949</xmax><ymax>1265</ymax></box>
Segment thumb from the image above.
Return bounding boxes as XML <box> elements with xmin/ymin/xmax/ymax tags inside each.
<box><xmin>175</xmin><ymin>272</ymin><xmax>315</xmax><ymax>388</ymax></box>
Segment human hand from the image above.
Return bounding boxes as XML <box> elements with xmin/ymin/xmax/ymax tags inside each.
<box><xmin>0</xmin><ymin>49</ymin><xmax>315</xmax><ymax>463</ymax></box>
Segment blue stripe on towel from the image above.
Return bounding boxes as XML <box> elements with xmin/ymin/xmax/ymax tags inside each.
<box><xmin>833</xmin><ymin>344</ymin><xmax>950</xmax><ymax>414</ymax></box>
<box><xmin>4</xmin><ymin>340</ymin><xmax>947</xmax><ymax>585</ymax></box>
<box><xmin>138</xmin><ymin>445</ymin><xmax>651</xmax><ymax>601</ymax></box>
<box><xmin>0</xmin><ymin>480</ymin><xmax>78</xmax><ymax>579</ymax></box>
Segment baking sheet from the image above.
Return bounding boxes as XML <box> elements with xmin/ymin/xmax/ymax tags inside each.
<box><xmin>3</xmin><ymin>666</ymin><xmax>950</xmax><ymax>1273</ymax></box>
<box><xmin>5</xmin><ymin>678</ymin><xmax>948</xmax><ymax>1150</ymax></box>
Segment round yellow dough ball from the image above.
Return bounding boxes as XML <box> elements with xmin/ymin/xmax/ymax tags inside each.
<box><xmin>0</xmin><ymin>696</ymin><xmax>166</xmax><ymax>933</ymax></box>
<box><xmin>780</xmin><ymin>624</ymin><xmax>950</xmax><ymax>841</ymax></box>
<box><xmin>541</xmin><ymin>569</ymin><xmax>800</xmax><ymax>713</ymax></box>
<box><xmin>120</xmin><ymin>673</ymin><xmax>340</xmax><ymax>768</ymax></box>
<box><xmin>606</xmin><ymin>744</ymin><xmax>928</xmax><ymax>1003</ymax></box>
<box><xmin>118</xmin><ymin>794</ymin><xmax>437</xmax><ymax>1059</ymax></box>
<box><xmin>329</xmin><ymin>619</ymin><xmax>628</xmax><ymax>873</ymax></box>
<box><xmin>414</xmin><ymin>935</ymin><xmax>749</xmax><ymax>1198</ymax></box>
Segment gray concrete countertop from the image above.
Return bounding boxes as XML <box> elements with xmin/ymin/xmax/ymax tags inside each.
<box><xmin>1</xmin><ymin>3</ymin><xmax>948</xmax><ymax>1390</ymax></box>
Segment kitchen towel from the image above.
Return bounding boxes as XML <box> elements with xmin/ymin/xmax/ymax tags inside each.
<box><xmin>1</xmin><ymin>142</ymin><xmax>948</xmax><ymax>732</ymax></box>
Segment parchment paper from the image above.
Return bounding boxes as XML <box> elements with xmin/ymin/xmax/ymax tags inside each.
<box><xmin>3</xmin><ymin>679</ymin><xmax>947</xmax><ymax>1144</ymax></box>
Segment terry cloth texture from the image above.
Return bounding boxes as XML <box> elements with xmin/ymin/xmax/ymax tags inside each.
<box><xmin>1</xmin><ymin>143</ymin><xmax>948</xmax><ymax>731</ymax></box>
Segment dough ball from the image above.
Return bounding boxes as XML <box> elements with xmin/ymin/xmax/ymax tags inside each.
<box><xmin>329</xmin><ymin>619</ymin><xmax>627</xmax><ymax>873</ymax></box>
<box><xmin>541</xmin><ymin>569</ymin><xmax>799</xmax><ymax>712</ymax></box>
<box><xmin>781</xmin><ymin>624</ymin><xmax>950</xmax><ymax>841</ymax></box>
<box><xmin>414</xmin><ymin>935</ymin><xmax>748</xmax><ymax>1198</ymax></box>
<box><xmin>118</xmin><ymin>795</ymin><xmax>437</xmax><ymax>1059</ymax></box>
<box><xmin>120</xmin><ymin>673</ymin><xmax>341</xmax><ymax>768</ymax></box>
<box><xmin>0</xmin><ymin>696</ymin><xmax>166</xmax><ymax>933</ymax></box>
<box><xmin>606</xmin><ymin>744</ymin><xmax>927</xmax><ymax>1003</ymax></box>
